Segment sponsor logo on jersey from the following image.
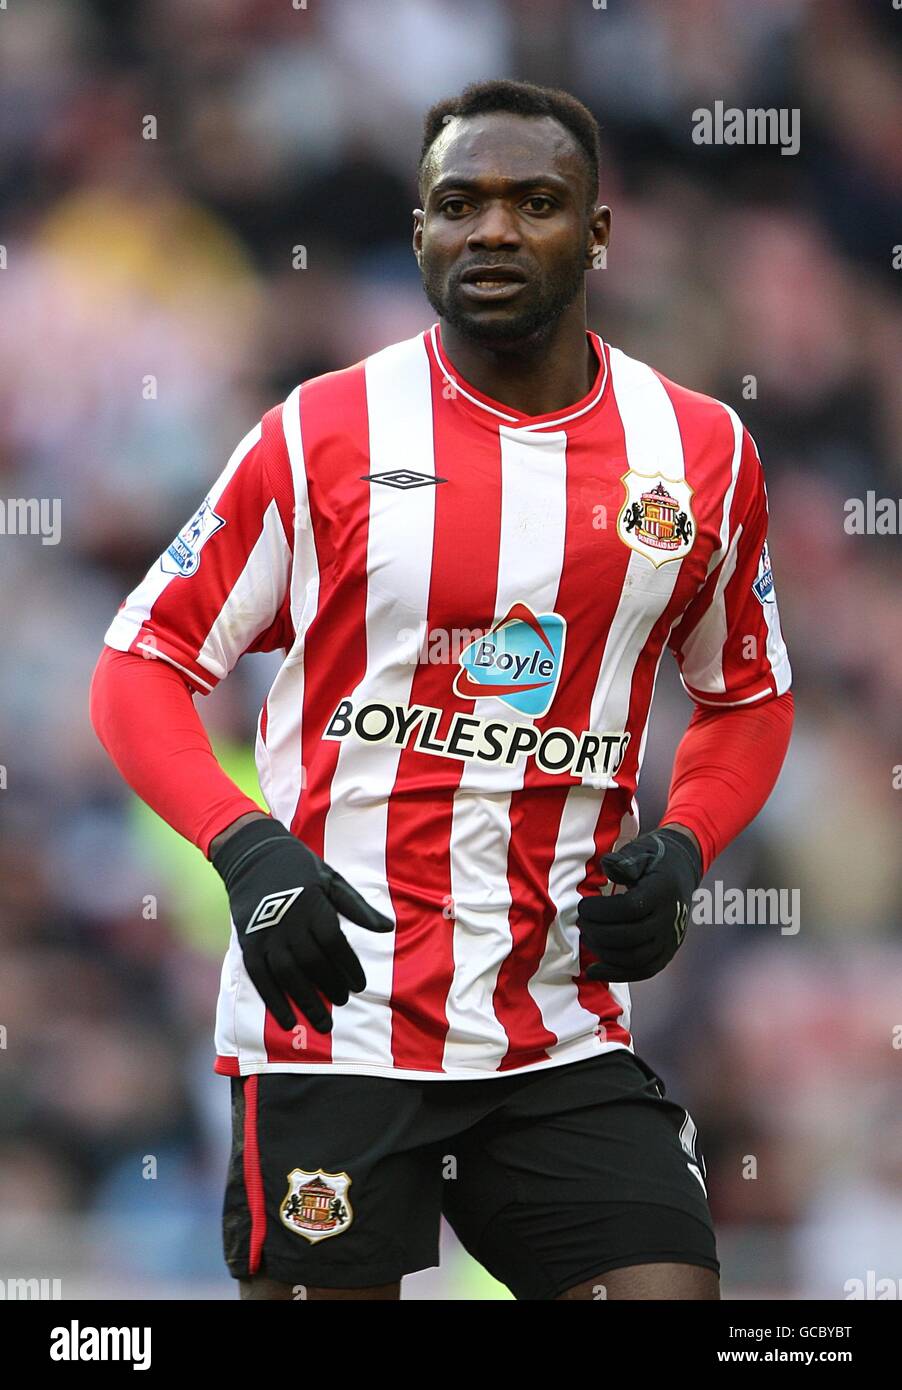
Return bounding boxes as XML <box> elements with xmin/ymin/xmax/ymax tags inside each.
<box><xmin>279</xmin><ymin>1169</ymin><xmax>353</xmax><ymax>1243</ymax></box>
<box><xmin>453</xmin><ymin>602</ymin><xmax>565</xmax><ymax>717</ymax></box>
<box><xmin>161</xmin><ymin>497</ymin><xmax>225</xmax><ymax>577</ymax></box>
<box><xmin>752</xmin><ymin>540</ymin><xmax>775</xmax><ymax>604</ymax></box>
<box><xmin>324</xmin><ymin>698</ymin><xmax>629</xmax><ymax>784</ymax></box>
<box><xmin>617</xmin><ymin>471</ymin><xmax>695</xmax><ymax>567</ymax></box>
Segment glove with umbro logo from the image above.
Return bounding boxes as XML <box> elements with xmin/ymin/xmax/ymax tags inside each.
<box><xmin>211</xmin><ymin>817</ymin><xmax>395</xmax><ymax>1034</ymax></box>
<box><xmin>577</xmin><ymin>828</ymin><xmax>702</xmax><ymax>982</ymax></box>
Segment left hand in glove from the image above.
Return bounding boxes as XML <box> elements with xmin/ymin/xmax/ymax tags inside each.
<box><xmin>577</xmin><ymin>827</ymin><xmax>702</xmax><ymax>982</ymax></box>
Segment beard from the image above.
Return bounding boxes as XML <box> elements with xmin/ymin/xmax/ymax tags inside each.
<box><xmin>420</xmin><ymin>253</ymin><xmax>586</xmax><ymax>347</ymax></box>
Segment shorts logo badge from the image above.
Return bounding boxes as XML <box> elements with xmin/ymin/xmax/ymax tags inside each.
<box><xmin>161</xmin><ymin>496</ymin><xmax>225</xmax><ymax>577</ymax></box>
<box><xmin>617</xmin><ymin>471</ymin><xmax>695</xmax><ymax>567</ymax></box>
<box><xmin>279</xmin><ymin>1169</ymin><xmax>353</xmax><ymax>1243</ymax></box>
<box><xmin>678</xmin><ymin>1111</ymin><xmax>708</xmax><ymax>1197</ymax></box>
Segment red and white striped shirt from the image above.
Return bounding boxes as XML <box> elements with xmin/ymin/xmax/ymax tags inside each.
<box><xmin>104</xmin><ymin>324</ymin><xmax>791</xmax><ymax>1080</ymax></box>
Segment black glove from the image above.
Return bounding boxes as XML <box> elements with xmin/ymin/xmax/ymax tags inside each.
<box><xmin>577</xmin><ymin>828</ymin><xmax>702</xmax><ymax>982</ymax></box>
<box><xmin>211</xmin><ymin>817</ymin><xmax>394</xmax><ymax>1033</ymax></box>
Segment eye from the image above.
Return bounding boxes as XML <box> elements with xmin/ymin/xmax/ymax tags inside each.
<box><xmin>440</xmin><ymin>198</ymin><xmax>472</xmax><ymax>217</ymax></box>
<box><xmin>522</xmin><ymin>195</ymin><xmax>555</xmax><ymax>213</ymax></box>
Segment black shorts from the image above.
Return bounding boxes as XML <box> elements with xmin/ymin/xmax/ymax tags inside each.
<box><xmin>223</xmin><ymin>1048</ymin><xmax>718</xmax><ymax>1300</ymax></box>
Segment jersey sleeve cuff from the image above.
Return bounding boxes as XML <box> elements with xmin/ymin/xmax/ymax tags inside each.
<box><xmin>679</xmin><ymin>673</ymin><xmax>788</xmax><ymax>708</ymax></box>
<box><xmin>103</xmin><ymin>617</ymin><xmax>223</xmax><ymax>696</ymax></box>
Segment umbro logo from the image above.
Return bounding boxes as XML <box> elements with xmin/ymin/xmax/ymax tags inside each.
<box><xmin>361</xmin><ymin>470</ymin><xmax>448</xmax><ymax>489</ymax></box>
<box><xmin>245</xmin><ymin>886</ymin><xmax>305</xmax><ymax>933</ymax></box>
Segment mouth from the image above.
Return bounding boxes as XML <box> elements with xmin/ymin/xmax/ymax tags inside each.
<box><xmin>458</xmin><ymin>265</ymin><xmax>528</xmax><ymax>301</ymax></box>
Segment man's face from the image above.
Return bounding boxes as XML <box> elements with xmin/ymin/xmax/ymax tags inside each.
<box><xmin>414</xmin><ymin>112</ymin><xmax>609</xmax><ymax>346</ymax></box>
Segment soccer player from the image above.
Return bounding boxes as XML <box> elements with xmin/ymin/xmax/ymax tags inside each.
<box><xmin>90</xmin><ymin>80</ymin><xmax>793</xmax><ymax>1301</ymax></box>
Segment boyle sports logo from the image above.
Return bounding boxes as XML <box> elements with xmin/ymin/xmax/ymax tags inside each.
<box><xmin>323</xmin><ymin>599</ymin><xmax>630</xmax><ymax>784</ymax></box>
<box><xmin>452</xmin><ymin>603</ymin><xmax>565</xmax><ymax>718</ymax></box>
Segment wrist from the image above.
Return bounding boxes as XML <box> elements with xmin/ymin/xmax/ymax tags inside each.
<box><xmin>657</xmin><ymin>823</ymin><xmax>703</xmax><ymax>887</ymax></box>
<box><xmin>208</xmin><ymin>811</ymin><xmax>272</xmax><ymax>863</ymax></box>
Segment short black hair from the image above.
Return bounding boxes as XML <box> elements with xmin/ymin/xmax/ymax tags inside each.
<box><xmin>418</xmin><ymin>78</ymin><xmax>601</xmax><ymax>209</ymax></box>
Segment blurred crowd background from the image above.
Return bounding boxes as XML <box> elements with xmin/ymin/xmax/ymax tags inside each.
<box><xmin>1</xmin><ymin>0</ymin><xmax>900</xmax><ymax>1299</ymax></box>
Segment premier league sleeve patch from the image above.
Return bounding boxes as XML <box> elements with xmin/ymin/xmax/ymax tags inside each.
<box><xmin>752</xmin><ymin>540</ymin><xmax>775</xmax><ymax>604</ymax></box>
<box><xmin>160</xmin><ymin>496</ymin><xmax>226</xmax><ymax>577</ymax></box>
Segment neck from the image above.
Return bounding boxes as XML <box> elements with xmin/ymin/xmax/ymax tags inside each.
<box><xmin>438</xmin><ymin>302</ymin><xmax>596</xmax><ymax>417</ymax></box>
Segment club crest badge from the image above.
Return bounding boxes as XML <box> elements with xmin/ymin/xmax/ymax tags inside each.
<box><xmin>617</xmin><ymin>471</ymin><xmax>696</xmax><ymax>567</ymax></box>
<box><xmin>279</xmin><ymin>1169</ymin><xmax>353</xmax><ymax>1243</ymax></box>
<box><xmin>161</xmin><ymin>496</ymin><xmax>225</xmax><ymax>577</ymax></box>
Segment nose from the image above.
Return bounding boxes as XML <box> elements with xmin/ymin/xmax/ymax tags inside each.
<box><xmin>466</xmin><ymin>200</ymin><xmax>522</xmax><ymax>252</ymax></box>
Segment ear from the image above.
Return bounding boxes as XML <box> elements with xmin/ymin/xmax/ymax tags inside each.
<box><xmin>412</xmin><ymin>209</ymin><xmax>425</xmax><ymax>265</ymax></box>
<box><xmin>586</xmin><ymin>204</ymin><xmax>612</xmax><ymax>270</ymax></box>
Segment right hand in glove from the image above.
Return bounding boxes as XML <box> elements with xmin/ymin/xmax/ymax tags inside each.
<box><xmin>211</xmin><ymin>816</ymin><xmax>395</xmax><ymax>1034</ymax></box>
